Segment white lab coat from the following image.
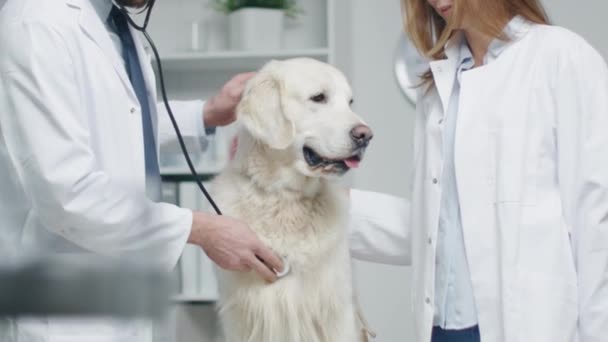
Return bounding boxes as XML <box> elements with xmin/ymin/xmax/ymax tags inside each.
<box><xmin>0</xmin><ymin>0</ymin><xmax>208</xmax><ymax>341</ymax></box>
<box><xmin>350</xmin><ymin>20</ymin><xmax>608</xmax><ymax>342</ymax></box>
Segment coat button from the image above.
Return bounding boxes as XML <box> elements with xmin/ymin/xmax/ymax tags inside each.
<box><xmin>432</xmin><ymin>178</ymin><xmax>439</xmax><ymax>184</ymax></box>
<box><xmin>130</xmin><ymin>107</ymin><xmax>136</xmax><ymax>114</ymax></box>
<box><xmin>428</xmin><ymin>237</ymin><xmax>433</xmax><ymax>245</ymax></box>
<box><xmin>438</xmin><ymin>118</ymin><xmax>443</xmax><ymax>125</ymax></box>
<box><xmin>425</xmin><ymin>297</ymin><xmax>431</xmax><ymax>305</ymax></box>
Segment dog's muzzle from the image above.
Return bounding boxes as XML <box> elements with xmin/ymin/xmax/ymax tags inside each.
<box><xmin>303</xmin><ymin>146</ymin><xmax>365</xmax><ymax>174</ymax></box>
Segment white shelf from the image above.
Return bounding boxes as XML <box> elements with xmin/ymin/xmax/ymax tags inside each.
<box><xmin>160</xmin><ymin>162</ymin><xmax>224</xmax><ymax>176</ymax></box>
<box><xmin>171</xmin><ymin>294</ymin><xmax>217</xmax><ymax>304</ymax></box>
<box><xmin>155</xmin><ymin>48</ymin><xmax>330</xmax><ymax>71</ymax></box>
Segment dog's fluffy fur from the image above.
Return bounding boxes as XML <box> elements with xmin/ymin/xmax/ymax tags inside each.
<box><xmin>211</xmin><ymin>58</ymin><xmax>373</xmax><ymax>342</ymax></box>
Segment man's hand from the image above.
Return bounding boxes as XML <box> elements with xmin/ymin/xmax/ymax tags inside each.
<box><xmin>203</xmin><ymin>72</ymin><xmax>256</xmax><ymax>128</ymax></box>
<box><xmin>188</xmin><ymin>211</ymin><xmax>283</xmax><ymax>283</ymax></box>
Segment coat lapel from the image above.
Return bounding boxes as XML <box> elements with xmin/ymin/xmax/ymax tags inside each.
<box><xmin>429</xmin><ymin>32</ymin><xmax>463</xmax><ymax>114</ymax></box>
<box><xmin>68</xmin><ymin>0</ymin><xmax>138</xmax><ymax>103</ymax></box>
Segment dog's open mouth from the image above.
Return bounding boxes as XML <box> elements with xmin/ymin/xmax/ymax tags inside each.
<box><xmin>303</xmin><ymin>146</ymin><xmax>363</xmax><ymax>173</ymax></box>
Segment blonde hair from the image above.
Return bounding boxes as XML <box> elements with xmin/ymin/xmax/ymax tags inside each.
<box><xmin>401</xmin><ymin>0</ymin><xmax>549</xmax><ymax>84</ymax></box>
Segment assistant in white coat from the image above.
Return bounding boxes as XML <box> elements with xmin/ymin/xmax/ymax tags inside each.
<box><xmin>349</xmin><ymin>2</ymin><xmax>608</xmax><ymax>342</ymax></box>
<box><xmin>0</xmin><ymin>0</ymin><xmax>283</xmax><ymax>341</ymax></box>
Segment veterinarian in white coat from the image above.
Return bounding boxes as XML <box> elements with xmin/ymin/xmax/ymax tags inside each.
<box><xmin>349</xmin><ymin>0</ymin><xmax>608</xmax><ymax>342</ymax></box>
<box><xmin>0</xmin><ymin>0</ymin><xmax>282</xmax><ymax>341</ymax></box>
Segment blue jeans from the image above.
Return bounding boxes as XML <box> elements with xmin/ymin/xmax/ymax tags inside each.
<box><xmin>431</xmin><ymin>325</ymin><xmax>480</xmax><ymax>342</ymax></box>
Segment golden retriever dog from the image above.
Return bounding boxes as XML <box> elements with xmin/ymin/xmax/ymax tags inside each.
<box><xmin>211</xmin><ymin>58</ymin><xmax>375</xmax><ymax>342</ymax></box>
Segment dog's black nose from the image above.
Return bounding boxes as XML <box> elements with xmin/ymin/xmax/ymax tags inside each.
<box><xmin>350</xmin><ymin>124</ymin><xmax>373</xmax><ymax>147</ymax></box>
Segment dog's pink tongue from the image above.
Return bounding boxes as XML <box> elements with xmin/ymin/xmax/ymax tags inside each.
<box><xmin>344</xmin><ymin>158</ymin><xmax>360</xmax><ymax>168</ymax></box>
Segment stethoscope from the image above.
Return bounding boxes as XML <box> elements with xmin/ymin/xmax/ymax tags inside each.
<box><xmin>114</xmin><ymin>0</ymin><xmax>290</xmax><ymax>279</ymax></box>
<box><xmin>114</xmin><ymin>0</ymin><xmax>221</xmax><ymax>215</ymax></box>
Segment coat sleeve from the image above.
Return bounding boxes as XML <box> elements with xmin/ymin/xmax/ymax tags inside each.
<box><xmin>347</xmin><ymin>79</ymin><xmax>424</xmax><ymax>266</ymax></box>
<box><xmin>157</xmin><ymin>99</ymin><xmax>211</xmax><ymax>155</ymax></box>
<box><xmin>0</xmin><ymin>21</ymin><xmax>191</xmax><ymax>270</ymax></box>
<box><xmin>348</xmin><ymin>189</ymin><xmax>412</xmax><ymax>265</ymax></box>
<box><xmin>553</xmin><ymin>37</ymin><xmax>608</xmax><ymax>341</ymax></box>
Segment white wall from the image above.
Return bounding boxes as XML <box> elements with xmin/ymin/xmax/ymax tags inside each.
<box><xmin>545</xmin><ymin>0</ymin><xmax>608</xmax><ymax>59</ymax></box>
<box><xmin>347</xmin><ymin>1</ymin><xmax>415</xmax><ymax>342</ymax></box>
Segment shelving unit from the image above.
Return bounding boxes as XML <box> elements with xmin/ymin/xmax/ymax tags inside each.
<box><xmin>146</xmin><ymin>0</ymin><xmax>350</xmax><ymax>311</ymax></box>
<box><xmin>159</xmin><ymin>180</ymin><xmax>220</xmax><ymax>306</ymax></box>
<box><xmin>155</xmin><ymin>48</ymin><xmax>330</xmax><ymax>71</ymax></box>
<box><xmin>160</xmin><ymin>165</ymin><xmax>224</xmax><ymax>178</ymax></box>
<box><xmin>171</xmin><ymin>294</ymin><xmax>217</xmax><ymax>304</ymax></box>
<box><xmin>150</xmin><ymin>0</ymin><xmax>348</xmax><ymax>303</ymax></box>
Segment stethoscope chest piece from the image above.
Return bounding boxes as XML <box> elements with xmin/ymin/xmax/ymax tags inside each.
<box><xmin>275</xmin><ymin>256</ymin><xmax>291</xmax><ymax>279</ymax></box>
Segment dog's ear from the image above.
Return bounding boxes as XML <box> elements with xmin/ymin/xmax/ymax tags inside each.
<box><xmin>237</xmin><ymin>65</ymin><xmax>295</xmax><ymax>150</ymax></box>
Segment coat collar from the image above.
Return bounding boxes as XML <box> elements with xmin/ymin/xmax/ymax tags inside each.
<box><xmin>428</xmin><ymin>15</ymin><xmax>533</xmax><ymax>113</ymax></box>
<box><xmin>67</xmin><ymin>0</ymin><xmax>138</xmax><ymax>103</ymax></box>
<box><xmin>428</xmin><ymin>32</ymin><xmax>464</xmax><ymax>113</ymax></box>
<box><xmin>487</xmin><ymin>15</ymin><xmax>532</xmax><ymax>61</ymax></box>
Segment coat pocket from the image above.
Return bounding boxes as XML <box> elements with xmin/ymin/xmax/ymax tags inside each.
<box><xmin>486</xmin><ymin>128</ymin><xmax>539</xmax><ymax>205</ymax></box>
<box><xmin>516</xmin><ymin>271</ymin><xmax>578</xmax><ymax>342</ymax></box>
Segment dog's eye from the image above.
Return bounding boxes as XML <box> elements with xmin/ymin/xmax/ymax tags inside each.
<box><xmin>310</xmin><ymin>93</ymin><xmax>327</xmax><ymax>103</ymax></box>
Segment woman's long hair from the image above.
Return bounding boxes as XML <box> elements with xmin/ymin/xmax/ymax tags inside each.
<box><xmin>401</xmin><ymin>0</ymin><xmax>549</xmax><ymax>85</ymax></box>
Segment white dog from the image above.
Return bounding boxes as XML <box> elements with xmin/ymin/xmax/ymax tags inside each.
<box><xmin>211</xmin><ymin>58</ymin><xmax>374</xmax><ymax>342</ymax></box>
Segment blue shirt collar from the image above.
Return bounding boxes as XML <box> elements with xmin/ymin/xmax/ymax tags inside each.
<box><xmin>458</xmin><ymin>42</ymin><xmax>474</xmax><ymax>69</ymax></box>
<box><xmin>486</xmin><ymin>15</ymin><xmax>531</xmax><ymax>60</ymax></box>
<box><xmin>456</xmin><ymin>43</ymin><xmax>474</xmax><ymax>82</ymax></box>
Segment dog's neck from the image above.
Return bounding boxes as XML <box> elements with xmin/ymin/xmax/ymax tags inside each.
<box><xmin>229</xmin><ymin>131</ymin><xmax>328</xmax><ymax>199</ymax></box>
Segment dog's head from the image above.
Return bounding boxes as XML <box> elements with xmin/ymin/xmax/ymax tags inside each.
<box><xmin>237</xmin><ymin>58</ymin><xmax>373</xmax><ymax>179</ymax></box>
